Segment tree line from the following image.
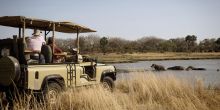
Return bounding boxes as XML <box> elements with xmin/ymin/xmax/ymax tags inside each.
<box><xmin>55</xmin><ymin>34</ymin><xmax>220</xmax><ymax>54</ymax></box>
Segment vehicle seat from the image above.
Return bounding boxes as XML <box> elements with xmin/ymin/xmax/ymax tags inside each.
<box><xmin>41</xmin><ymin>45</ymin><xmax>52</xmax><ymax>63</ymax></box>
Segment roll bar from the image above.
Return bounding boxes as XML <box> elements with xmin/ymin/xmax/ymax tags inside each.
<box><xmin>0</xmin><ymin>16</ymin><xmax>96</xmax><ymax>60</ymax></box>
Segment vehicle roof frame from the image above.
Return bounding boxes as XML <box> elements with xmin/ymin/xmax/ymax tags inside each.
<box><xmin>0</xmin><ymin>16</ymin><xmax>96</xmax><ymax>62</ymax></box>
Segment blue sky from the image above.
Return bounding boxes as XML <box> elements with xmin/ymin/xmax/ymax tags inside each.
<box><xmin>0</xmin><ymin>0</ymin><xmax>220</xmax><ymax>41</ymax></box>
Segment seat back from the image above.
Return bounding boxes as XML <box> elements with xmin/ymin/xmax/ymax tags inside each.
<box><xmin>0</xmin><ymin>39</ymin><xmax>16</xmax><ymax>58</ymax></box>
<box><xmin>0</xmin><ymin>37</ymin><xmax>27</xmax><ymax>64</ymax></box>
<box><xmin>41</xmin><ymin>45</ymin><xmax>52</xmax><ymax>63</ymax></box>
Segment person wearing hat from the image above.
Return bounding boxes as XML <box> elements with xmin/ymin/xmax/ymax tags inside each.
<box><xmin>26</xmin><ymin>29</ymin><xmax>46</xmax><ymax>63</ymax></box>
<box><xmin>71</xmin><ymin>48</ymin><xmax>82</xmax><ymax>63</ymax></box>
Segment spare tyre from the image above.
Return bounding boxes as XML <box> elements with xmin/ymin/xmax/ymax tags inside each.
<box><xmin>0</xmin><ymin>56</ymin><xmax>20</xmax><ymax>86</ymax></box>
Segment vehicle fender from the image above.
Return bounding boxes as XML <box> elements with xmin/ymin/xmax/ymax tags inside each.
<box><xmin>101</xmin><ymin>69</ymin><xmax>116</xmax><ymax>81</ymax></box>
<box><xmin>41</xmin><ymin>74</ymin><xmax>65</xmax><ymax>90</ymax></box>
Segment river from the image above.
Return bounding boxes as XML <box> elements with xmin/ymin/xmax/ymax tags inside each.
<box><xmin>111</xmin><ymin>59</ymin><xmax>220</xmax><ymax>87</ymax></box>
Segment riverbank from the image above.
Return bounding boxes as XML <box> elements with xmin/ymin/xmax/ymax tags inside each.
<box><xmin>87</xmin><ymin>52</ymin><xmax>220</xmax><ymax>63</ymax></box>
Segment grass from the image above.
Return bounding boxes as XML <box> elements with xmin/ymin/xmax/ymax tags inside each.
<box><xmin>87</xmin><ymin>52</ymin><xmax>220</xmax><ymax>63</ymax></box>
<box><xmin>2</xmin><ymin>72</ymin><xmax>220</xmax><ymax>110</ymax></box>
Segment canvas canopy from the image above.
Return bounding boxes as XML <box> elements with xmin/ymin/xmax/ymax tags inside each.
<box><xmin>0</xmin><ymin>16</ymin><xmax>96</xmax><ymax>33</ymax></box>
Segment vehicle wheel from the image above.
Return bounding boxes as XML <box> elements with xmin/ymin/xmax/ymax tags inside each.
<box><xmin>43</xmin><ymin>82</ymin><xmax>62</xmax><ymax>104</ymax></box>
<box><xmin>102</xmin><ymin>76</ymin><xmax>115</xmax><ymax>92</ymax></box>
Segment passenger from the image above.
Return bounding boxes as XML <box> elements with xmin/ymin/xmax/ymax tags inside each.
<box><xmin>72</xmin><ymin>48</ymin><xmax>83</xmax><ymax>63</ymax></box>
<box><xmin>47</xmin><ymin>37</ymin><xmax>64</xmax><ymax>62</ymax></box>
<box><xmin>26</xmin><ymin>29</ymin><xmax>45</xmax><ymax>63</ymax></box>
<box><xmin>47</xmin><ymin>37</ymin><xmax>62</xmax><ymax>53</ymax></box>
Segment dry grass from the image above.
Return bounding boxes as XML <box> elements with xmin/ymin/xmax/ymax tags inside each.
<box><xmin>2</xmin><ymin>72</ymin><xmax>220</xmax><ymax>110</ymax></box>
<box><xmin>88</xmin><ymin>52</ymin><xmax>220</xmax><ymax>63</ymax></box>
<box><xmin>115</xmin><ymin>73</ymin><xmax>220</xmax><ymax>110</ymax></box>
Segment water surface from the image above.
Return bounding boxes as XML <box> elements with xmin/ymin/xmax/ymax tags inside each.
<box><xmin>112</xmin><ymin>59</ymin><xmax>220</xmax><ymax>87</ymax></box>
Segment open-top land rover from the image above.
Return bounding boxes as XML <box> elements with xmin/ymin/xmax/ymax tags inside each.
<box><xmin>0</xmin><ymin>16</ymin><xmax>116</xmax><ymax>104</ymax></box>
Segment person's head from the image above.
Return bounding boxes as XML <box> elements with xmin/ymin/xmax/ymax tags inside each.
<box><xmin>72</xmin><ymin>48</ymin><xmax>77</xmax><ymax>54</ymax></box>
<box><xmin>47</xmin><ymin>37</ymin><xmax>53</xmax><ymax>45</ymax></box>
<box><xmin>32</xmin><ymin>29</ymin><xmax>42</xmax><ymax>36</ymax></box>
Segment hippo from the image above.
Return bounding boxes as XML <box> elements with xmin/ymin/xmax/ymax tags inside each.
<box><xmin>167</xmin><ymin>66</ymin><xmax>185</xmax><ymax>70</ymax></box>
<box><xmin>186</xmin><ymin>66</ymin><xmax>206</xmax><ymax>71</ymax></box>
<box><xmin>151</xmin><ymin>64</ymin><xmax>165</xmax><ymax>71</ymax></box>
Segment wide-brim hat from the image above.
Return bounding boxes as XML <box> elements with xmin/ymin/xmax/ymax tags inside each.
<box><xmin>32</xmin><ymin>29</ymin><xmax>42</xmax><ymax>36</ymax></box>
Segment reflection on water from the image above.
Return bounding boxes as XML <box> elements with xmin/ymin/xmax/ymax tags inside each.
<box><xmin>112</xmin><ymin>59</ymin><xmax>220</xmax><ymax>87</ymax></box>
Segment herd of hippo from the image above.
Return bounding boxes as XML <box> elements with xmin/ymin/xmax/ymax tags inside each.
<box><xmin>151</xmin><ymin>64</ymin><xmax>207</xmax><ymax>71</ymax></box>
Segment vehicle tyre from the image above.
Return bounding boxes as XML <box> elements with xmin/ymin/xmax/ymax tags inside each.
<box><xmin>102</xmin><ymin>76</ymin><xmax>115</xmax><ymax>92</ymax></box>
<box><xmin>43</xmin><ymin>82</ymin><xmax>62</xmax><ymax>104</ymax></box>
<box><xmin>0</xmin><ymin>56</ymin><xmax>20</xmax><ymax>86</ymax></box>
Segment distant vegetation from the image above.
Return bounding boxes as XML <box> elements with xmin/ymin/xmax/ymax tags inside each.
<box><xmin>55</xmin><ymin>34</ymin><xmax>220</xmax><ymax>54</ymax></box>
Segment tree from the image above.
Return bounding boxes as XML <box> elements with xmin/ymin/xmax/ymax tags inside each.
<box><xmin>137</xmin><ymin>36</ymin><xmax>164</xmax><ymax>52</ymax></box>
<box><xmin>80</xmin><ymin>34</ymin><xmax>101</xmax><ymax>53</ymax></box>
<box><xmin>108</xmin><ymin>37</ymin><xmax>125</xmax><ymax>53</ymax></box>
<box><xmin>100</xmin><ymin>37</ymin><xmax>108</xmax><ymax>54</ymax></box>
<box><xmin>158</xmin><ymin>40</ymin><xmax>176</xmax><ymax>52</ymax></box>
<box><xmin>79</xmin><ymin>37</ymin><xmax>86</xmax><ymax>53</ymax></box>
<box><xmin>169</xmin><ymin>38</ymin><xmax>187</xmax><ymax>52</ymax></box>
<box><xmin>215</xmin><ymin>37</ymin><xmax>220</xmax><ymax>52</ymax></box>
<box><xmin>199</xmin><ymin>38</ymin><xmax>216</xmax><ymax>52</ymax></box>
<box><xmin>56</xmin><ymin>38</ymin><xmax>75</xmax><ymax>52</ymax></box>
<box><xmin>185</xmin><ymin>35</ymin><xmax>197</xmax><ymax>52</ymax></box>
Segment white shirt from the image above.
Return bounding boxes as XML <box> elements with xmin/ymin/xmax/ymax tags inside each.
<box><xmin>27</xmin><ymin>35</ymin><xmax>46</xmax><ymax>51</ymax></box>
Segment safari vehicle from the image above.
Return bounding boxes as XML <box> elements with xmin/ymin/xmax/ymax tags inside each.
<box><xmin>0</xmin><ymin>16</ymin><xmax>116</xmax><ymax>103</ymax></box>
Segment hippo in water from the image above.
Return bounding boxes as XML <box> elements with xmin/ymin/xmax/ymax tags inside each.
<box><xmin>151</xmin><ymin>64</ymin><xmax>165</xmax><ymax>71</ymax></box>
<box><xmin>186</xmin><ymin>66</ymin><xmax>206</xmax><ymax>71</ymax></box>
<box><xmin>167</xmin><ymin>66</ymin><xmax>185</xmax><ymax>70</ymax></box>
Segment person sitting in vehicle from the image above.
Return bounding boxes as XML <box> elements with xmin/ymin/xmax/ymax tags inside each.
<box><xmin>26</xmin><ymin>29</ymin><xmax>46</xmax><ymax>63</ymax></box>
<box><xmin>47</xmin><ymin>37</ymin><xmax>62</xmax><ymax>53</ymax></box>
<box><xmin>71</xmin><ymin>48</ymin><xmax>83</xmax><ymax>63</ymax></box>
<box><xmin>47</xmin><ymin>37</ymin><xmax>65</xmax><ymax>62</ymax></box>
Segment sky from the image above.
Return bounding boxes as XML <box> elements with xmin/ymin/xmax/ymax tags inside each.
<box><xmin>0</xmin><ymin>0</ymin><xmax>220</xmax><ymax>41</ymax></box>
